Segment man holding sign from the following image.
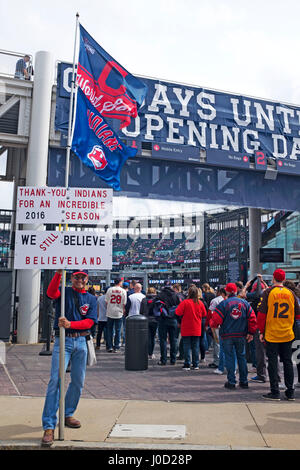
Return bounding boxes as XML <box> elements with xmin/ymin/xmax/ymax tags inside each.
<box><xmin>41</xmin><ymin>269</ymin><xmax>97</xmax><ymax>447</ymax></box>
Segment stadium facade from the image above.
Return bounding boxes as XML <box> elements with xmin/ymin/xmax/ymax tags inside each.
<box><xmin>0</xmin><ymin>206</ymin><xmax>296</xmax><ymax>290</ymax></box>
<box><xmin>87</xmin><ymin>207</ymin><xmax>294</xmax><ymax>291</ymax></box>
<box><xmin>1</xmin><ymin>48</ymin><xmax>300</xmax><ymax>343</ymax></box>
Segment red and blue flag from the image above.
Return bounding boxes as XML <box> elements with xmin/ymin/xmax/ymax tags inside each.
<box><xmin>71</xmin><ymin>24</ymin><xmax>147</xmax><ymax>191</ymax></box>
<box><xmin>76</xmin><ymin>24</ymin><xmax>147</xmax><ymax>130</ymax></box>
<box><xmin>72</xmin><ymin>88</ymin><xmax>137</xmax><ymax>191</ymax></box>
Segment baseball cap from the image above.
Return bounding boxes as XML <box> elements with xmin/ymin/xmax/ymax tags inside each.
<box><xmin>114</xmin><ymin>277</ymin><xmax>124</xmax><ymax>285</ymax></box>
<box><xmin>273</xmin><ymin>269</ymin><xmax>285</xmax><ymax>282</ymax></box>
<box><xmin>72</xmin><ymin>269</ymin><xmax>88</xmax><ymax>277</ymax></box>
<box><xmin>225</xmin><ymin>283</ymin><xmax>238</xmax><ymax>294</ymax></box>
<box><xmin>123</xmin><ymin>282</ymin><xmax>129</xmax><ymax>288</ymax></box>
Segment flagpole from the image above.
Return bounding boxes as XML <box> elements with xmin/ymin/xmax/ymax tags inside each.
<box><xmin>59</xmin><ymin>11</ymin><xmax>80</xmax><ymax>441</ymax></box>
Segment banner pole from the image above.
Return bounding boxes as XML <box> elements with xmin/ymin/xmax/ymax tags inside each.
<box><xmin>65</xmin><ymin>12</ymin><xmax>80</xmax><ymax>186</ymax></box>
<box><xmin>59</xmin><ymin>12</ymin><xmax>80</xmax><ymax>441</ymax></box>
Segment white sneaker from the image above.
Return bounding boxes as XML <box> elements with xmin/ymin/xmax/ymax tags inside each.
<box><xmin>279</xmin><ymin>383</ymin><xmax>285</xmax><ymax>390</ymax></box>
<box><xmin>214</xmin><ymin>369</ymin><xmax>224</xmax><ymax>375</ymax></box>
<box><xmin>200</xmin><ymin>359</ymin><xmax>206</xmax><ymax>363</ymax></box>
<box><xmin>149</xmin><ymin>354</ymin><xmax>156</xmax><ymax>359</ymax></box>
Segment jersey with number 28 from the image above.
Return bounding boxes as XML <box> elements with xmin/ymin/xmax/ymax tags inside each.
<box><xmin>105</xmin><ymin>286</ymin><xmax>127</xmax><ymax>319</ymax></box>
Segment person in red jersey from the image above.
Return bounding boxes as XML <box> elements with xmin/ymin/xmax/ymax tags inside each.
<box><xmin>176</xmin><ymin>285</ymin><xmax>207</xmax><ymax>370</ymax></box>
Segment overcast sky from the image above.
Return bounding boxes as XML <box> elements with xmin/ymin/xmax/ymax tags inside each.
<box><xmin>1</xmin><ymin>0</ymin><xmax>299</xmax><ymax>215</ymax></box>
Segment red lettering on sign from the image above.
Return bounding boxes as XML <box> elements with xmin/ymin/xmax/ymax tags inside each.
<box><xmin>256</xmin><ymin>151</ymin><xmax>266</xmax><ymax>165</ymax></box>
<box><xmin>18</xmin><ymin>200</ymin><xmax>34</xmax><ymax>208</ymax></box>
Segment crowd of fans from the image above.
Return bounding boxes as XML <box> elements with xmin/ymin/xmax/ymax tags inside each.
<box><xmin>94</xmin><ymin>271</ymin><xmax>300</xmax><ymax>400</ymax></box>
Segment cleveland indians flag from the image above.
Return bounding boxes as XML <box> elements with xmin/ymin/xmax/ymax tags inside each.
<box><xmin>71</xmin><ymin>24</ymin><xmax>147</xmax><ymax>191</ymax></box>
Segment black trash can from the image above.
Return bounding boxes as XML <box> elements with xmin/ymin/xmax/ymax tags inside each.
<box><xmin>125</xmin><ymin>315</ymin><xmax>148</xmax><ymax>371</ymax></box>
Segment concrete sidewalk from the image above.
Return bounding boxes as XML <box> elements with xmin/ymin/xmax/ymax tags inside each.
<box><xmin>0</xmin><ymin>395</ymin><xmax>299</xmax><ymax>450</ymax></box>
<box><xmin>1</xmin><ymin>343</ymin><xmax>300</xmax><ymax>450</ymax></box>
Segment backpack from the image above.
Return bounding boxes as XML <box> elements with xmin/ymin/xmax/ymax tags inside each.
<box><xmin>153</xmin><ymin>300</ymin><xmax>177</xmax><ymax>319</ymax></box>
<box><xmin>168</xmin><ymin>305</ymin><xmax>177</xmax><ymax>318</ymax></box>
<box><xmin>146</xmin><ymin>298</ymin><xmax>155</xmax><ymax>317</ymax></box>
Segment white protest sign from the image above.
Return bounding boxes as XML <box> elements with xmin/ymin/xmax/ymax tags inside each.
<box><xmin>14</xmin><ymin>230</ymin><xmax>112</xmax><ymax>270</ymax></box>
<box><xmin>16</xmin><ymin>187</ymin><xmax>113</xmax><ymax>225</ymax></box>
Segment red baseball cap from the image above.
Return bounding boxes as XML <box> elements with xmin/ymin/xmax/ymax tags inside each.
<box><xmin>273</xmin><ymin>269</ymin><xmax>285</xmax><ymax>282</ymax></box>
<box><xmin>225</xmin><ymin>283</ymin><xmax>238</xmax><ymax>294</ymax></box>
<box><xmin>72</xmin><ymin>269</ymin><xmax>89</xmax><ymax>277</ymax></box>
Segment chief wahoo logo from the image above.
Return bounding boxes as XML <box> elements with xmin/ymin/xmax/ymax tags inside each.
<box><xmin>80</xmin><ymin>304</ymin><xmax>90</xmax><ymax>316</ymax></box>
<box><xmin>87</xmin><ymin>145</ymin><xmax>108</xmax><ymax>171</ymax></box>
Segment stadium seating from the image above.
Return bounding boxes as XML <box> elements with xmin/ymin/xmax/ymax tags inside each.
<box><xmin>112</xmin><ymin>233</ymin><xmax>200</xmax><ymax>266</ymax></box>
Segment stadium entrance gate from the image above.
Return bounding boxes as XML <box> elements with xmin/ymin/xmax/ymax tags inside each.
<box><xmin>52</xmin><ymin>62</ymin><xmax>300</xmax><ymax>280</ymax></box>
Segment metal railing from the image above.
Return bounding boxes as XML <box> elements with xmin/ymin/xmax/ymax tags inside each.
<box><xmin>0</xmin><ymin>49</ymin><xmax>34</xmax><ymax>81</ymax></box>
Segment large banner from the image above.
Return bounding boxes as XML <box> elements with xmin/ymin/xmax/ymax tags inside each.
<box><xmin>127</xmin><ymin>79</ymin><xmax>300</xmax><ymax>163</ymax></box>
<box><xmin>48</xmin><ymin>149</ymin><xmax>300</xmax><ymax>212</ymax></box>
<box><xmin>53</xmin><ymin>63</ymin><xmax>300</xmax><ymax>211</ymax></box>
<box><xmin>56</xmin><ymin>62</ymin><xmax>300</xmax><ymax>165</ymax></box>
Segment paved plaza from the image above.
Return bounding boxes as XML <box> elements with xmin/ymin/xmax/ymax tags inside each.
<box><xmin>0</xmin><ymin>343</ymin><xmax>280</xmax><ymax>402</ymax></box>
<box><xmin>1</xmin><ymin>343</ymin><xmax>300</xmax><ymax>450</ymax></box>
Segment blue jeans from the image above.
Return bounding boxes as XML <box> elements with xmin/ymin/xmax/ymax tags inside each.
<box><xmin>249</xmin><ymin>338</ymin><xmax>257</xmax><ymax>367</ymax></box>
<box><xmin>96</xmin><ymin>321</ymin><xmax>107</xmax><ymax>347</ymax></box>
<box><xmin>158</xmin><ymin>318</ymin><xmax>178</xmax><ymax>364</ymax></box>
<box><xmin>121</xmin><ymin>316</ymin><xmax>126</xmax><ymax>344</ymax></box>
<box><xmin>218</xmin><ymin>338</ymin><xmax>225</xmax><ymax>372</ymax></box>
<box><xmin>182</xmin><ymin>336</ymin><xmax>200</xmax><ymax>367</ymax></box>
<box><xmin>148</xmin><ymin>321</ymin><xmax>158</xmax><ymax>356</ymax></box>
<box><xmin>42</xmin><ymin>336</ymin><xmax>87</xmax><ymax>430</ymax></box>
<box><xmin>222</xmin><ymin>337</ymin><xmax>248</xmax><ymax>385</ymax></box>
<box><xmin>200</xmin><ymin>318</ymin><xmax>208</xmax><ymax>359</ymax></box>
<box><xmin>106</xmin><ymin>317</ymin><xmax>123</xmax><ymax>350</ymax></box>
<box><xmin>218</xmin><ymin>338</ymin><xmax>237</xmax><ymax>372</ymax></box>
